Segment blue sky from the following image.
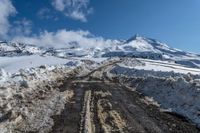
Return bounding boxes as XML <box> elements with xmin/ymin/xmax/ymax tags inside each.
<box><xmin>1</xmin><ymin>0</ymin><xmax>200</xmax><ymax>52</ymax></box>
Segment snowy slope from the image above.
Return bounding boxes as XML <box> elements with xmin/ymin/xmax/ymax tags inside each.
<box><xmin>134</xmin><ymin>58</ymin><xmax>200</xmax><ymax>75</ymax></box>
<box><xmin>0</xmin><ymin>55</ymin><xmax>79</xmax><ymax>73</ymax></box>
<box><xmin>0</xmin><ymin>41</ymin><xmax>43</xmax><ymax>56</ymax></box>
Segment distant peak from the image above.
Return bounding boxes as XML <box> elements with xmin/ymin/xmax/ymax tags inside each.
<box><xmin>125</xmin><ymin>34</ymin><xmax>144</xmax><ymax>43</ymax></box>
<box><xmin>132</xmin><ymin>34</ymin><xmax>145</xmax><ymax>40</ymax></box>
<box><xmin>134</xmin><ymin>33</ymin><xmax>141</xmax><ymax>38</ymax></box>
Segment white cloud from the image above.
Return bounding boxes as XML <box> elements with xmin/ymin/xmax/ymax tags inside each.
<box><xmin>0</xmin><ymin>0</ymin><xmax>16</xmax><ymax>39</ymax></box>
<box><xmin>13</xmin><ymin>29</ymin><xmax>116</xmax><ymax>49</ymax></box>
<box><xmin>37</xmin><ymin>8</ymin><xmax>58</xmax><ymax>20</ymax></box>
<box><xmin>37</xmin><ymin>8</ymin><xmax>51</xmax><ymax>19</ymax></box>
<box><xmin>10</xmin><ymin>18</ymin><xmax>32</xmax><ymax>36</ymax></box>
<box><xmin>51</xmin><ymin>0</ymin><xmax>93</xmax><ymax>22</ymax></box>
<box><xmin>0</xmin><ymin>0</ymin><xmax>32</xmax><ymax>40</ymax></box>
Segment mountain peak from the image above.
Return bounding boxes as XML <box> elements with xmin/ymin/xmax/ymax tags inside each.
<box><xmin>125</xmin><ymin>34</ymin><xmax>145</xmax><ymax>43</ymax></box>
<box><xmin>134</xmin><ymin>33</ymin><xmax>141</xmax><ymax>38</ymax></box>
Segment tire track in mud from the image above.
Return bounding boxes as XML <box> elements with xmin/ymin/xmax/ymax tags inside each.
<box><xmin>50</xmin><ymin>80</ymin><xmax>200</xmax><ymax>133</ymax></box>
<box><xmin>80</xmin><ymin>90</ymin><xmax>95</xmax><ymax>133</ymax></box>
<box><xmin>51</xmin><ymin>81</ymin><xmax>131</xmax><ymax>133</ymax></box>
<box><xmin>50</xmin><ymin>83</ymin><xmax>84</xmax><ymax>133</ymax></box>
<box><xmin>78</xmin><ymin>83</ymin><xmax>129</xmax><ymax>133</ymax></box>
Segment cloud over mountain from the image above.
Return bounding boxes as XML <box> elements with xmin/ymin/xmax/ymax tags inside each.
<box><xmin>13</xmin><ymin>29</ymin><xmax>116</xmax><ymax>48</ymax></box>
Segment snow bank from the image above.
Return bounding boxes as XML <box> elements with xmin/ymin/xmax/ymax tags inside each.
<box><xmin>0</xmin><ymin>62</ymin><xmax>84</xmax><ymax>132</ymax></box>
<box><xmin>110</xmin><ymin>63</ymin><xmax>200</xmax><ymax>128</ymax></box>
<box><xmin>128</xmin><ymin>76</ymin><xmax>200</xmax><ymax>128</ymax></box>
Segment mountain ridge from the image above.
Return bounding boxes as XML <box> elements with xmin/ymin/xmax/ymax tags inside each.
<box><xmin>1</xmin><ymin>35</ymin><xmax>200</xmax><ymax>68</ymax></box>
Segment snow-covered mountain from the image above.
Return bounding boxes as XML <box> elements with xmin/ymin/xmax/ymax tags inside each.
<box><xmin>103</xmin><ymin>35</ymin><xmax>200</xmax><ymax>68</ymax></box>
<box><xmin>1</xmin><ymin>34</ymin><xmax>200</xmax><ymax>68</ymax></box>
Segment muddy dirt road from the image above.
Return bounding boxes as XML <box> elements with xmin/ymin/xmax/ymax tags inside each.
<box><xmin>50</xmin><ymin>79</ymin><xmax>200</xmax><ymax>133</ymax></box>
<box><xmin>1</xmin><ymin>59</ymin><xmax>200</xmax><ymax>133</ymax></box>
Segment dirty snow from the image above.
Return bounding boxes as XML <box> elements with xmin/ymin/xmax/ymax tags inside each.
<box><xmin>109</xmin><ymin>59</ymin><xmax>200</xmax><ymax>128</ymax></box>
